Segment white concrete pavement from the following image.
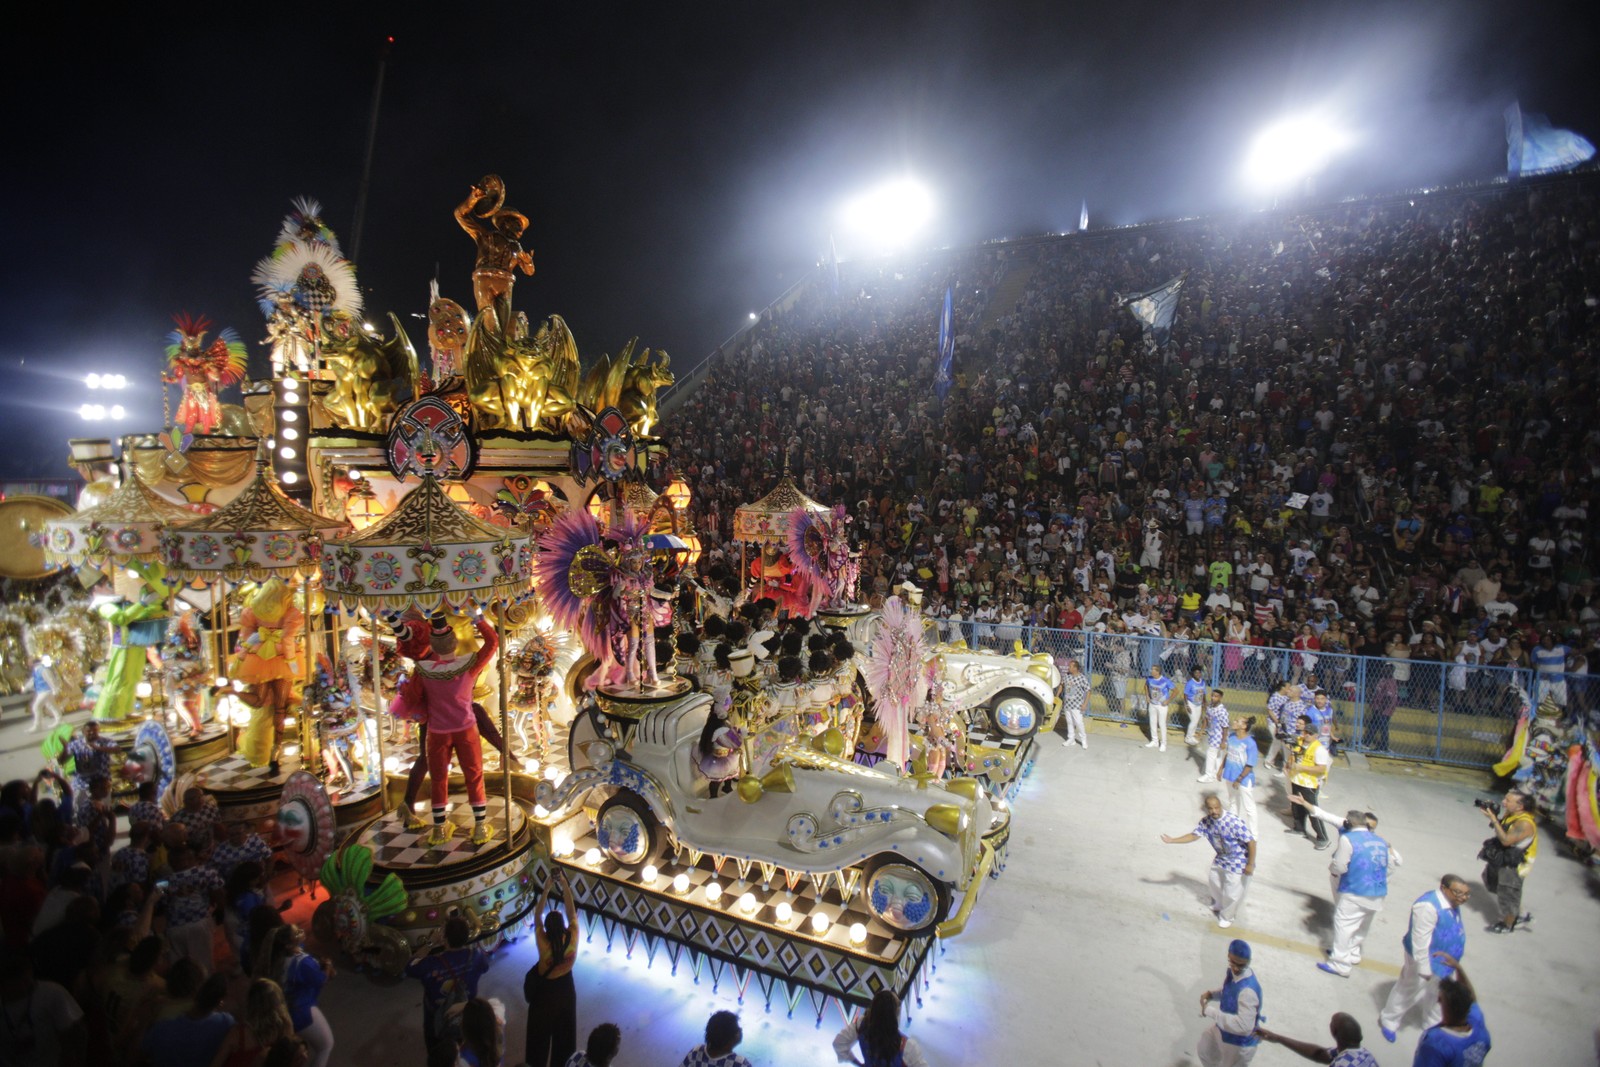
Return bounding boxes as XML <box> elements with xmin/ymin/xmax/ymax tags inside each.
<box><xmin>5</xmin><ymin>703</ymin><xmax>1597</xmax><ymax>1065</ymax></box>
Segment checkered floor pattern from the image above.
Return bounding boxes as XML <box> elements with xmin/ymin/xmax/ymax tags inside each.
<box><xmin>358</xmin><ymin>795</ymin><xmax>526</xmax><ymax>870</ymax></box>
<box><xmin>200</xmin><ymin>753</ymin><xmax>303</xmax><ymax>791</ymax></box>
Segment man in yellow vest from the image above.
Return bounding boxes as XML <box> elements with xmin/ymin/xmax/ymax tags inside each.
<box><xmin>1480</xmin><ymin>788</ymin><xmax>1538</xmax><ymax>933</ymax></box>
<box><xmin>1288</xmin><ymin>717</ymin><xmax>1332</xmax><ymax>850</ymax></box>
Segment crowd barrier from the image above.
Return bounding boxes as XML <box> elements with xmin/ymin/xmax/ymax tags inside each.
<box><xmin>927</xmin><ymin>621</ymin><xmax>1594</xmax><ymax>770</ymax></box>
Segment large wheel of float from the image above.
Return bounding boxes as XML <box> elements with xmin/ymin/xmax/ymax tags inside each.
<box><xmin>859</xmin><ymin>854</ymin><xmax>951</xmax><ymax>937</ymax></box>
<box><xmin>987</xmin><ymin>687</ymin><xmax>1043</xmax><ymax>740</ymax></box>
<box><xmin>594</xmin><ymin>791</ymin><xmax>666</xmax><ymax>869</ymax></box>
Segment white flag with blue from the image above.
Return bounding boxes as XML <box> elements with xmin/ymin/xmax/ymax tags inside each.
<box><xmin>1079</xmin><ymin>200</ymin><xmax>1089</xmax><ymax>232</ymax></box>
<box><xmin>934</xmin><ymin>285</ymin><xmax>955</xmax><ymax>400</ymax></box>
<box><xmin>1124</xmin><ymin>274</ymin><xmax>1184</xmax><ymax>346</ymax></box>
<box><xmin>1506</xmin><ymin>102</ymin><xmax>1595</xmax><ymax>178</ymax></box>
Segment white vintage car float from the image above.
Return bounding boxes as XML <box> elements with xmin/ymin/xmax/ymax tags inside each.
<box><xmin>537</xmin><ymin>691</ymin><xmax>1004</xmax><ymax>938</ymax></box>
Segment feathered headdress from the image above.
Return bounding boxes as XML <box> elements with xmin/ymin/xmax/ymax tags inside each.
<box><xmin>532</xmin><ymin>509</ymin><xmax>610</xmax><ymax>662</ymax></box>
<box><xmin>274</xmin><ymin>197</ymin><xmax>341</xmax><ymax>256</ymax></box>
<box><xmin>165</xmin><ymin>313</ymin><xmax>247</xmax><ymax>384</ymax></box>
<box><xmin>252</xmin><ymin>240</ymin><xmax>363</xmax><ymax>318</ymax></box>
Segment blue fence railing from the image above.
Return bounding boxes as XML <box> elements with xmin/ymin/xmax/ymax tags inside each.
<box><xmin>927</xmin><ymin>621</ymin><xmax>1592</xmax><ymax>769</ymax></box>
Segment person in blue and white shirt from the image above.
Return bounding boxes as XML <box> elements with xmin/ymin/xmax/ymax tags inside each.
<box><xmin>1378</xmin><ymin>874</ymin><xmax>1471</xmax><ymax>1043</ymax></box>
<box><xmin>1414</xmin><ymin>963</ymin><xmax>1490</xmax><ymax>1067</ymax></box>
<box><xmin>1293</xmin><ymin>806</ymin><xmax>1403</xmax><ymax>979</ymax></box>
<box><xmin>1184</xmin><ymin>667</ymin><xmax>1208</xmax><ymax>745</ymax></box>
<box><xmin>1059</xmin><ymin>658</ymin><xmax>1092</xmax><ymax>750</ymax></box>
<box><xmin>1163</xmin><ymin>793</ymin><xmax>1257</xmax><ymax>928</ymax></box>
<box><xmin>1256</xmin><ymin>1012</ymin><xmax>1379</xmax><ymax>1066</ymax></box>
<box><xmin>1144</xmin><ymin>664</ymin><xmax>1176</xmax><ymax>752</ymax></box>
<box><xmin>1196</xmin><ymin>938</ymin><xmax>1261</xmax><ymax>1065</ymax></box>
<box><xmin>1221</xmin><ymin>718</ymin><xmax>1259</xmax><ymax>835</ymax></box>
<box><xmin>1198</xmin><ymin>690</ymin><xmax>1231</xmax><ymax>782</ymax></box>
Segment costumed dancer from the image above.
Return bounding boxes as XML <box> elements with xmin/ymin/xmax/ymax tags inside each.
<box><xmin>163</xmin><ymin>609</ymin><xmax>210</xmax><ymax>737</ymax></box>
<box><xmin>163</xmin><ymin>313</ymin><xmax>247</xmax><ymax>436</ymax></box>
<box><xmin>390</xmin><ymin>613</ymin><xmax>500</xmax><ymax>845</ymax></box>
<box><xmin>788</xmin><ymin>504</ymin><xmax>860</xmax><ymax>615</ymax></box>
<box><xmin>1198</xmin><ymin>690</ymin><xmax>1231</xmax><ymax>783</ymax></box>
<box><xmin>394</xmin><ymin>617</ymin><xmax>507</xmax><ymax>829</ymax></box>
<box><xmin>231</xmin><ymin>578</ymin><xmax>304</xmax><ymax>774</ymax></box>
<box><xmin>860</xmin><ymin>593</ymin><xmax>931</xmax><ymax>775</ymax></box>
<box><xmin>93</xmin><ymin>591</ymin><xmax>168</xmax><ymax>723</ymax></box>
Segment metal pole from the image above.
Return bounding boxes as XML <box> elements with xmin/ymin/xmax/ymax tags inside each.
<box><xmin>498</xmin><ymin>601</ymin><xmax>513</xmax><ymax>859</ymax></box>
<box><xmin>348</xmin><ymin>36</ymin><xmax>391</xmax><ymax>266</ymax></box>
<box><xmin>302</xmin><ymin>573</ymin><xmax>315</xmax><ymax>770</ymax></box>
<box><xmin>371</xmin><ymin>612</ymin><xmax>387</xmax><ymax>812</ymax></box>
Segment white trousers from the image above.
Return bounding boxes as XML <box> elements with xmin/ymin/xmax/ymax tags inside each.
<box><xmin>1197</xmin><ymin>1025</ymin><xmax>1257</xmax><ymax>1066</ymax></box>
<box><xmin>298</xmin><ymin>1006</ymin><xmax>335</xmax><ymax>1067</ymax></box>
<box><xmin>1264</xmin><ymin>738</ymin><xmax>1288</xmax><ymax>771</ymax></box>
<box><xmin>1228</xmin><ymin>781</ymin><xmax>1257</xmax><ymax>836</ymax></box>
<box><xmin>1148</xmin><ymin>703</ymin><xmax>1169</xmax><ymax>749</ymax></box>
<box><xmin>1063</xmin><ymin>704</ymin><xmax>1087</xmax><ymax>747</ymax></box>
<box><xmin>1203</xmin><ymin>745</ymin><xmax>1223</xmax><ymax>779</ymax></box>
<box><xmin>1379</xmin><ymin>954</ymin><xmax>1443</xmax><ymax>1032</ymax></box>
<box><xmin>1185</xmin><ymin>700</ymin><xmax>1202</xmax><ymax>743</ymax></box>
<box><xmin>1208</xmin><ymin>867</ymin><xmax>1248</xmax><ymax>921</ymax></box>
<box><xmin>1325</xmin><ymin>894</ymin><xmax>1381</xmax><ymax>974</ymax></box>
<box><xmin>167</xmin><ymin>917</ymin><xmax>215</xmax><ymax>976</ymax></box>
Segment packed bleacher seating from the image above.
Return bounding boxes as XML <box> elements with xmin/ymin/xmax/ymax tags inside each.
<box><xmin>668</xmin><ymin>175</ymin><xmax>1599</xmax><ymax>697</ymax></box>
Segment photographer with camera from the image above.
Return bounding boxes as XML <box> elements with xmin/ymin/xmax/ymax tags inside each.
<box><xmin>1477</xmin><ymin>789</ymin><xmax>1538</xmax><ymax>934</ymax></box>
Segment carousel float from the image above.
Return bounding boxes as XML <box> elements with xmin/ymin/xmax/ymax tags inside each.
<box><xmin>7</xmin><ymin>176</ymin><xmax>1060</xmax><ymax>1013</ymax></box>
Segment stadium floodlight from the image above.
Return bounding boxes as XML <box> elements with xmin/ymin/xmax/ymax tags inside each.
<box><xmin>840</xmin><ymin>177</ymin><xmax>935</xmax><ymax>252</ymax></box>
<box><xmin>1242</xmin><ymin>114</ymin><xmax>1354</xmax><ymax>193</ymax></box>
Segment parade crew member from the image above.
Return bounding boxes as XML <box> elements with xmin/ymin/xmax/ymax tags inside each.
<box><xmin>62</xmin><ymin>721</ymin><xmax>118</xmax><ymax>802</ymax></box>
<box><xmin>1263</xmin><ymin>680</ymin><xmax>1291</xmax><ymax>771</ymax></box>
<box><xmin>1197</xmin><ymin>939</ymin><xmax>1262</xmax><ymax>1066</ymax></box>
<box><xmin>1221</xmin><ymin>717</ymin><xmax>1259</xmax><ymax>835</ymax></box>
<box><xmin>1163</xmin><ymin>793</ymin><xmax>1256</xmax><ymax>929</ymax></box>
<box><xmin>1198</xmin><ymin>690</ymin><xmax>1231</xmax><ymax>782</ymax></box>
<box><xmin>1288</xmin><ymin>717</ymin><xmax>1331</xmax><ymax>848</ymax></box>
<box><xmin>1378</xmin><ymin>874</ymin><xmax>1470</xmax><ymax>1043</ymax></box>
<box><xmin>1255</xmin><ymin>1013</ymin><xmax>1379</xmax><ymax>1067</ymax></box>
<box><xmin>1308</xmin><ymin>808</ymin><xmax>1399</xmax><ymax>978</ymax></box>
<box><xmin>1144</xmin><ymin>664</ymin><xmax>1175</xmax><ymax>752</ymax></box>
<box><xmin>1184</xmin><ymin>667</ymin><xmax>1208</xmax><ymax>745</ymax></box>
<box><xmin>1479</xmin><ymin>788</ymin><xmax>1537</xmax><ymax>933</ymax></box>
<box><xmin>1059</xmin><ymin>658</ymin><xmax>1092</xmax><ymax>750</ymax></box>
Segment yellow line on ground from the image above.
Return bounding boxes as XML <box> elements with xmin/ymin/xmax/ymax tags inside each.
<box><xmin>1193</xmin><ymin>916</ymin><xmax>1402</xmax><ymax>976</ymax></box>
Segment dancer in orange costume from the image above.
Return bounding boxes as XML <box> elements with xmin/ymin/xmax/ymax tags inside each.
<box><xmin>232</xmin><ymin>579</ymin><xmax>304</xmax><ymax>774</ymax></box>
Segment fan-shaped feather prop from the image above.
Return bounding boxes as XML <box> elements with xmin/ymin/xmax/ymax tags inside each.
<box><xmin>860</xmin><ymin>595</ymin><xmax>929</xmax><ymax>773</ymax></box>
<box><xmin>252</xmin><ymin>241</ymin><xmax>363</xmax><ymax>318</ymax></box>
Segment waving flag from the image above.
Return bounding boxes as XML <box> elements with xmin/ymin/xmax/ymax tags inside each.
<box><xmin>1124</xmin><ymin>274</ymin><xmax>1184</xmax><ymax>346</ymax></box>
<box><xmin>1079</xmin><ymin>200</ymin><xmax>1089</xmax><ymax>232</ymax></box>
<box><xmin>1506</xmin><ymin>102</ymin><xmax>1595</xmax><ymax>178</ymax></box>
<box><xmin>934</xmin><ymin>285</ymin><xmax>955</xmax><ymax>400</ymax></box>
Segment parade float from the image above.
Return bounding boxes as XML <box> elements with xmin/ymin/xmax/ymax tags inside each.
<box><xmin>9</xmin><ymin>176</ymin><xmax>1065</xmax><ymax>1017</ymax></box>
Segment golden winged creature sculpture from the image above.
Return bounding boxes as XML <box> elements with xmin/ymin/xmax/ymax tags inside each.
<box><xmin>321</xmin><ymin>311</ymin><xmax>420</xmax><ymax>431</ymax></box>
<box><xmin>574</xmin><ymin>340</ymin><xmax>674</xmax><ymax>437</ymax></box>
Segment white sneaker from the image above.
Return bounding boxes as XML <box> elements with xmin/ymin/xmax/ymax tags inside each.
<box><xmin>1144</xmin><ymin>741</ymin><xmax>1159</xmax><ymax>748</ymax></box>
<box><xmin>1197</xmin><ymin>775</ymin><xmax>1216</xmax><ymax>783</ymax></box>
<box><xmin>1158</xmin><ymin>745</ymin><xmax>1166</xmax><ymax>752</ymax></box>
<box><xmin>1217</xmin><ymin>918</ymin><xmax>1233</xmax><ymax>928</ymax></box>
<box><xmin>1062</xmin><ymin>740</ymin><xmax>1074</xmax><ymax>747</ymax></box>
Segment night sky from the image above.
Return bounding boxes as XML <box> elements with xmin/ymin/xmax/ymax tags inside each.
<box><xmin>3</xmin><ymin>1</ymin><xmax>1596</xmax><ymax>479</ymax></box>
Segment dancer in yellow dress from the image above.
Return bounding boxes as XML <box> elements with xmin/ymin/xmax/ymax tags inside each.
<box><xmin>231</xmin><ymin>579</ymin><xmax>304</xmax><ymax>773</ymax></box>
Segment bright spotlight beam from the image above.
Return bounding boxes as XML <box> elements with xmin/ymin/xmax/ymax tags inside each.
<box><xmin>840</xmin><ymin>177</ymin><xmax>935</xmax><ymax>252</ymax></box>
<box><xmin>1242</xmin><ymin>115</ymin><xmax>1354</xmax><ymax>193</ymax></box>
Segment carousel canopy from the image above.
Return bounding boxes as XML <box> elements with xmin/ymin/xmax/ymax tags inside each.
<box><xmin>732</xmin><ymin>471</ymin><xmax>828</xmax><ymax>545</ymax></box>
<box><xmin>44</xmin><ymin>469</ymin><xmax>196</xmax><ymax>570</ymax></box>
<box><xmin>162</xmin><ymin>461</ymin><xmax>349</xmax><ymax>582</ymax></box>
<box><xmin>320</xmin><ymin>473</ymin><xmax>532</xmax><ymax>611</ymax></box>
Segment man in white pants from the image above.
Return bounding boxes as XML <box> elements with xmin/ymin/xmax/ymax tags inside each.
<box><xmin>1197</xmin><ymin>938</ymin><xmax>1263</xmax><ymax>1066</ymax></box>
<box><xmin>1377</xmin><ymin>874</ymin><xmax>1470</xmax><ymax>1043</ymax></box>
<box><xmin>1144</xmin><ymin>663</ymin><xmax>1175</xmax><ymax>752</ymax></box>
<box><xmin>1059</xmin><ymin>658</ymin><xmax>1092</xmax><ymax>749</ymax></box>
<box><xmin>1183</xmin><ymin>667</ymin><xmax>1207</xmax><ymax>745</ymax></box>
<box><xmin>1198</xmin><ymin>690</ymin><xmax>1230</xmax><ymax>782</ymax></box>
<box><xmin>1162</xmin><ymin>793</ymin><xmax>1257</xmax><ymax>929</ymax></box>
<box><xmin>1299</xmin><ymin>806</ymin><xmax>1401</xmax><ymax>978</ymax></box>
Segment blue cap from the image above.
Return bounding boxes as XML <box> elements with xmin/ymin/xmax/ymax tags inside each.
<box><xmin>1229</xmin><ymin>938</ymin><xmax>1252</xmax><ymax>960</ymax></box>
